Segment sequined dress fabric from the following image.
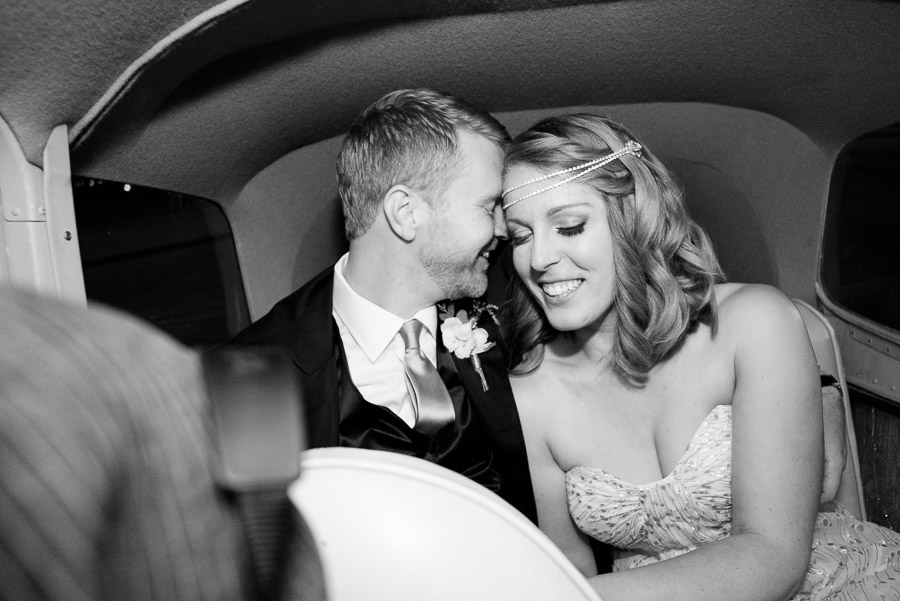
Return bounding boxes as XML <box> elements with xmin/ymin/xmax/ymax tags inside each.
<box><xmin>567</xmin><ymin>404</ymin><xmax>900</xmax><ymax>600</ymax></box>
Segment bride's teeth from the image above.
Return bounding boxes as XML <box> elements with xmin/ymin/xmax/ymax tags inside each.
<box><xmin>542</xmin><ymin>280</ymin><xmax>582</xmax><ymax>297</ymax></box>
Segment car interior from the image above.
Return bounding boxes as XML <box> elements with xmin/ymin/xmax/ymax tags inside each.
<box><xmin>2</xmin><ymin>0</ymin><xmax>899</xmax><ymax>598</ymax></box>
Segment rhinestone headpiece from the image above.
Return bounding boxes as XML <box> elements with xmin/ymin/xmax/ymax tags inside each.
<box><xmin>501</xmin><ymin>140</ymin><xmax>643</xmax><ymax>210</ymax></box>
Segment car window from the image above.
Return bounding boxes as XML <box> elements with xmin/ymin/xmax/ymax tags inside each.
<box><xmin>821</xmin><ymin>121</ymin><xmax>900</xmax><ymax>335</ymax></box>
<box><xmin>73</xmin><ymin>177</ymin><xmax>249</xmax><ymax>346</ymax></box>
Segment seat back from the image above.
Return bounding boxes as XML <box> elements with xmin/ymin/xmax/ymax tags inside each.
<box><xmin>289</xmin><ymin>447</ymin><xmax>602</xmax><ymax>601</ymax></box>
<box><xmin>793</xmin><ymin>299</ymin><xmax>866</xmax><ymax>520</ymax></box>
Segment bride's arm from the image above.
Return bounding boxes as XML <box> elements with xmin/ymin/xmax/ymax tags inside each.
<box><xmin>512</xmin><ymin>375</ymin><xmax>598</xmax><ymax>577</ymax></box>
<box><xmin>588</xmin><ymin>284</ymin><xmax>822</xmax><ymax>601</ymax></box>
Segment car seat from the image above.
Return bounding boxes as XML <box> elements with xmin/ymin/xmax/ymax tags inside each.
<box><xmin>793</xmin><ymin>299</ymin><xmax>866</xmax><ymax>520</ymax></box>
<box><xmin>289</xmin><ymin>447</ymin><xmax>602</xmax><ymax>601</ymax></box>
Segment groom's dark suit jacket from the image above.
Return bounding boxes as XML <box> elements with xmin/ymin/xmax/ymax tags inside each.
<box><xmin>227</xmin><ymin>265</ymin><xmax>537</xmax><ymax>523</ymax></box>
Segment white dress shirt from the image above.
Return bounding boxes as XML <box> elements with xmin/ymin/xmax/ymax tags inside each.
<box><xmin>332</xmin><ymin>253</ymin><xmax>440</xmax><ymax>428</ymax></box>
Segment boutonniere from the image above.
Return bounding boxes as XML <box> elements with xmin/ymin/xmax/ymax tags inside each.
<box><xmin>438</xmin><ymin>300</ymin><xmax>499</xmax><ymax>392</ymax></box>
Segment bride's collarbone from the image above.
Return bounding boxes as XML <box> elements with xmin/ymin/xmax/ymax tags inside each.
<box><xmin>534</xmin><ymin>368</ymin><xmax>723</xmax><ymax>464</ymax></box>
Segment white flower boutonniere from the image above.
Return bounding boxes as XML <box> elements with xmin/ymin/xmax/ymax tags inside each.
<box><xmin>438</xmin><ymin>301</ymin><xmax>499</xmax><ymax>392</ymax></box>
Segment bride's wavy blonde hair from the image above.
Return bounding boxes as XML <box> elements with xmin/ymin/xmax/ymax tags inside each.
<box><xmin>502</xmin><ymin>114</ymin><xmax>725</xmax><ymax>386</ymax></box>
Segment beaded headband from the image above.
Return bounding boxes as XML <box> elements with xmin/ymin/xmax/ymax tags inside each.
<box><xmin>501</xmin><ymin>140</ymin><xmax>643</xmax><ymax>210</ymax></box>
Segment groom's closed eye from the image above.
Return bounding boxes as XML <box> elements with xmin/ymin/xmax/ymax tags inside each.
<box><xmin>508</xmin><ymin>229</ymin><xmax>532</xmax><ymax>247</ymax></box>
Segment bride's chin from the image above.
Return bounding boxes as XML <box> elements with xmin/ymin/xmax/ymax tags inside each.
<box><xmin>543</xmin><ymin>308</ymin><xmax>576</xmax><ymax>329</ymax></box>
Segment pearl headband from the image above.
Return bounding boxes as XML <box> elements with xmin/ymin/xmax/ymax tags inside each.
<box><xmin>501</xmin><ymin>140</ymin><xmax>643</xmax><ymax>210</ymax></box>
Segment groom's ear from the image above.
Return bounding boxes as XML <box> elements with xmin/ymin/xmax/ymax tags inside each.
<box><xmin>383</xmin><ymin>185</ymin><xmax>420</xmax><ymax>242</ymax></box>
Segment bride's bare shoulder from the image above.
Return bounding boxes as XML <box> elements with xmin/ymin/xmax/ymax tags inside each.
<box><xmin>713</xmin><ymin>282</ymin><xmax>805</xmax><ymax>339</ymax></box>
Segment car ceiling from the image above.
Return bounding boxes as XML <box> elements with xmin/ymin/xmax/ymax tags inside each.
<box><xmin>2</xmin><ymin>0</ymin><xmax>899</xmax><ymax>204</ymax></box>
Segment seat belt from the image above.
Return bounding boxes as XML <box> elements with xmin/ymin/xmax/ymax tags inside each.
<box><xmin>202</xmin><ymin>347</ymin><xmax>305</xmax><ymax>601</ymax></box>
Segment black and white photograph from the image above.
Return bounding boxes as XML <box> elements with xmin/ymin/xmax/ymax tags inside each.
<box><xmin>2</xmin><ymin>2</ymin><xmax>900</xmax><ymax>600</ymax></box>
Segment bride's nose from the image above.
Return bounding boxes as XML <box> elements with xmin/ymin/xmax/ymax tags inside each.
<box><xmin>530</xmin><ymin>231</ymin><xmax>562</xmax><ymax>271</ymax></box>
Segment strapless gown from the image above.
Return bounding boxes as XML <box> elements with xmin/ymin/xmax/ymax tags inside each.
<box><xmin>567</xmin><ymin>404</ymin><xmax>900</xmax><ymax>600</ymax></box>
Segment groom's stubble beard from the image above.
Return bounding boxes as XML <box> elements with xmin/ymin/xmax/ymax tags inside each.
<box><xmin>419</xmin><ymin>219</ymin><xmax>489</xmax><ymax>300</ymax></box>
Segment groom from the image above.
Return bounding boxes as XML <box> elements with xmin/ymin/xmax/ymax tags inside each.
<box><xmin>226</xmin><ymin>88</ymin><xmax>537</xmax><ymax>522</ymax></box>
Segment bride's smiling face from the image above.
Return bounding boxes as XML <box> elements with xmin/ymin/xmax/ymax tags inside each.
<box><xmin>503</xmin><ymin>164</ymin><xmax>618</xmax><ymax>334</ymax></box>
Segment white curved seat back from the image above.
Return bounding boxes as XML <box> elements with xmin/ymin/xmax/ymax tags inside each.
<box><xmin>289</xmin><ymin>447</ymin><xmax>602</xmax><ymax>601</ymax></box>
<box><xmin>793</xmin><ymin>299</ymin><xmax>866</xmax><ymax>520</ymax></box>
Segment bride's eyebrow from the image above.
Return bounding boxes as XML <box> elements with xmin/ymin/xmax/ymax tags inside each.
<box><xmin>505</xmin><ymin>201</ymin><xmax>593</xmax><ymax>227</ymax></box>
<box><xmin>547</xmin><ymin>202</ymin><xmax>592</xmax><ymax>217</ymax></box>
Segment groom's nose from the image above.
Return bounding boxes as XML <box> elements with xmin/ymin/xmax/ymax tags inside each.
<box><xmin>492</xmin><ymin>203</ymin><xmax>508</xmax><ymax>239</ymax></box>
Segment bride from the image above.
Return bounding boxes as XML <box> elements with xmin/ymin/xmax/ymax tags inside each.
<box><xmin>500</xmin><ymin>113</ymin><xmax>900</xmax><ymax>601</ymax></box>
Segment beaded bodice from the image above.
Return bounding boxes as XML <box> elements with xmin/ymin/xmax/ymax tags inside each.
<box><xmin>565</xmin><ymin>404</ymin><xmax>900</xmax><ymax>599</ymax></box>
<box><xmin>566</xmin><ymin>404</ymin><xmax>733</xmax><ymax>569</ymax></box>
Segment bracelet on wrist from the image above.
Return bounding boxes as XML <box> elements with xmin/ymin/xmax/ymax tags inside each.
<box><xmin>820</xmin><ymin>373</ymin><xmax>844</xmax><ymax>396</ymax></box>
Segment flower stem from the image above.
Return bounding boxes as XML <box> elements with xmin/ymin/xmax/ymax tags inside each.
<box><xmin>471</xmin><ymin>354</ymin><xmax>489</xmax><ymax>391</ymax></box>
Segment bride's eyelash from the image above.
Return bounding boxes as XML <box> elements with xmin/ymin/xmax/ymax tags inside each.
<box><xmin>558</xmin><ymin>223</ymin><xmax>585</xmax><ymax>236</ymax></box>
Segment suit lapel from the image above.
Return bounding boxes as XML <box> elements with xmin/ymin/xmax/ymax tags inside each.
<box><xmin>289</xmin><ymin>268</ymin><xmax>342</xmax><ymax>448</ymax></box>
<box><xmin>439</xmin><ymin>305</ymin><xmax>538</xmax><ymax>523</ymax></box>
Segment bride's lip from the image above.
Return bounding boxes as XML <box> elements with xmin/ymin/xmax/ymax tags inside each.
<box><xmin>540</xmin><ymin>279</ymin><xmax>584</xmax><ymax>298</ymax></box>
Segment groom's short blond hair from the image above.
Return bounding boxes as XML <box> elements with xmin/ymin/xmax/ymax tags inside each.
<box><xmin>336</xmin><ymin>88</ymin><xmax>509</xmax><ymax>240</ymax></box>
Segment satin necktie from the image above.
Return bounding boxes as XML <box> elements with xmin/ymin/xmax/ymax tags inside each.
<box><xmin>398</xmin><ymin>319</ymin><xmax>455</xmax><ymax>436</ymax></box>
